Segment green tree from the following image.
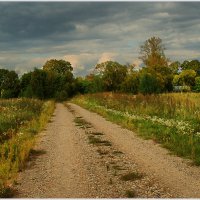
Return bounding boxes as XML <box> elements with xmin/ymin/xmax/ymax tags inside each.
<box><xmin>195</xmin><ymin>77</ymin><xmax>200</xmax><ymax>91</ymax></box>
<box><xmin>169</xmin><ymin>61</ymin><xmax>181</xmax><ymax>74</ymax></box>
<box><xmin>1</xmin><ymin>70</ymin><xmax>20</xmax><ymax>98</ymax></box>
<box><xmin>139</xmin><ymin>72</ymin><xmax>158</xmax><ymax>94</ymax></box>
<box><xmin>0</xmin><ymin>69</ymin><xmax>9</xmax><ymax>96</ymax></box>
<box><xmin>95</xmin><ymin>61</ymin><xmax>127</xmax><ymax>91</ymax></box>
<box><xmin>179</xmin><ymin>69</ymin><xmax>196</xmax><ymax>87</ymax></box>
<box><xmin>121</xmin><ymin>72</ymin><xmax>139</xmax><ymax>94</ymax></box>
<box><xmin>19</xmin><ymin>72</ymin><xmax>32</xmax><ymax>97</ymax></box>
<box><xmin>43</xmin><ymin>59</ymin><xmax>73</xmax><ymax>75</ymax></box>
<box><xmin>29</xmin><ymin>69</ymin><xmax>47</xmax><ymax>99</ymax></box>
<box><xmin>181</xmin><ymin>60</ymin><xmax>200</xmax><ymax>75</ymax></box>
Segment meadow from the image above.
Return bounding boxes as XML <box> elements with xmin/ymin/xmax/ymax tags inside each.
<box><xmin>72</xmin><ymin>92</ymin><xmax>200</xmax><ymax>165</ymax></box>
<box><xmin>0</xmin><ymin>98</ymin><xmax>55</xmax><ymax>197</ymax></box>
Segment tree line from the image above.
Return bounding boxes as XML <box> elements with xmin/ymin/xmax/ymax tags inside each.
<box><xmin>1</xmin><ymin>36</ymin><xmax>200</xmax><ymax>100</ymax></box>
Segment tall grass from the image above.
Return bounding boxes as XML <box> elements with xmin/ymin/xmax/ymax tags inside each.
<box><xmin>0</xmin><ymin>98</ymin><xmax>55</xmax><ymax>197</ymax></box>
<box><xmin>72</xmin><ymin>92</ymin><xmax>200</xmax><ymax>165</ymax></box>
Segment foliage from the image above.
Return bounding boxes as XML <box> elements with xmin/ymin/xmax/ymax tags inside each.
<box><xmin>195</xmin><ymin>77</ymin><xmax>200</xmax><ymax>92</ymax></box>
<box><xmin>138</xmin><ymin>70</ymin><xmax>164</xmax><ymax>94</ymax></box>
<box><xmin>42</xmin><ymin>59</ymin><xmax>73</xmax><ymax>75</ymax></box>
<box><xmin>169</xmin><ymin>61</ymin><xmax>181</xmax><ymax>74</ymax></box>
<box><xmin>139</xmin><ymin>36</ymin><xmax>168</xmax><ymax>67</ymax></box>
<box><xmin>0</xmin><ymin>71</ymin><xmax>20</xmax><ymax>98</ymax></box>
<box><xmin>19</xmin><ymin>59</ymin><xmax>76</xmax><ymax>100</ymax></box>
<box><xmin>95</xmin><ymin>61</ymin><xmax>127</xmax><ymax>91</ymax></box>
<box><xmin>173</xmin><ymin>69</ymin><xmax>196</xmax><ymax>88</ymax></box>
<box><xmin>120</xmin><ymin>72</ymin><xmax>139</xmax><ymax>94</ymax></box>
<box><xmin>181</xmin><ymin>60</ymin><xmax>200</xmax><ymax>75</ymax></box>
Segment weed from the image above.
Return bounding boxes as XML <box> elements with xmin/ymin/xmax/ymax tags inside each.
<box><xmin>120</xmin><ymin>172</ymin><xmax>143</xmax><ymax>181</ymax></box>
<box><xmin>88</xmin><ymin>135</ymin><xmax>112</xmax><ymax>146</ymax></box>
<box><xmin>90</xmin><ymin>132</ymin><xmax>104</xmax><ymax>136</ymax></box>
<box><xmin>125</xmin><ymin>190</ymin><xmax>136</xmax><ymax>198</ymax></box>
<box><xmin>74</xmin><ymin>117</ymin><xmax>92</xmax><ymax>129</ymax></box>
<box><xmin>112</xmin><ymin>150</ymin><xmax>123</xmax><ymax>155</ymax></box>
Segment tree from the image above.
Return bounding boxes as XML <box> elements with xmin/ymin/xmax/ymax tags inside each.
<box><xmin>29</xmin><ymin>69</ymin><xmax>47</xmax><ymax>99</ymax></box>
<box><xmin>95</xmin><ymin>61</ymin><xmax>127</xmax><ymax>91</ymax></box>
<box><xmin>121</xmin><ymin>72</ymin><xmax>139</xmax><ymax>94</ymax></box>
<box><xmin>169</xmin><ymin>61</ymin><xmax>181</xmax><ymax>74</ymax></box>
<box><xmin>0</xmin><ymin>69</ymin><xmax>9</xmax><ymax>96</ymax></box>
<box><xmin>43</xmin><ymin>59</ymin><xmax>73</xmax><ymax>75</ymax></box>
<box><xmin>1</xmin><ymin>70</ymin><xmax>20</xmax><ymax>98</ymax></box>
<box><xmin>139</xmin><ymin>36</ymin><xmax>168</xmax><ymax>68</ymax></box>
<box><xmin>179</xmin><ymin>69</ymin><xmax>196</xmax><ymax>87</ymax></box>
<box><xmin>181</xmin><ymin>60</ymin><xmax>200</xmax><ymax>75</ymax></box>
<box><xmin>173</xmin><ymin>69</ymin><xmax>196</xmax><ymax>88</ymax></box>
<box><xmin>195</xmin><ymin>77</ymin><xmax>200</xmax><ymax>91</ymax></box>
<box><xmin>139</xmin><ymin>71</ymin><xmax>163</xmax><ymax>94</ymax></box>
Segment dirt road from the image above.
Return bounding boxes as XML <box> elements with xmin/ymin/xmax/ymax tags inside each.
<box><xmin>15</xmin><ymin>103</ymin><xmax>200</xmax><ymax>198</ymax></box>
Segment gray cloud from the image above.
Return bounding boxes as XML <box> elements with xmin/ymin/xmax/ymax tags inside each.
<box><xmin>0</xmin><ymin>2</ymin><xmax>200</xmax><ymax>76</ymax></box>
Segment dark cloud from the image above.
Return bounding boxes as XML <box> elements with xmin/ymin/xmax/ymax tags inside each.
<box><xmin>0</xmin><ymin>2</ymin><xmax>200</xmax><ymax>76</ymax></box>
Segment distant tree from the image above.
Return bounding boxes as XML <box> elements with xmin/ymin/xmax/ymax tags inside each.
<box><xmin>1</xmin><ymin>70</ymin><xmax>20</xmax><ymax>98</ymax></box>
<box><xmin>121</xmin><ymin>72</ymin><xmax>139</xmax><ymax>94</ymax></box>
<box><xmin>95</xmin><ymin>61</ymin><xmax>127</xmax><ymax>91</ymax></box>
<box><xmin>195</xmin><ymin>77</ymin><xmax>200</xmax><ymax>91</ymax></box>
<box><xmin>181</xmin><ymin>60</ymin><xmax>200</xmax><ymax>75</ymax></box>
<box><xmin>139</xmin><ymin>36</ymin><xmax>168</xmax><ymax>68</ymax></box>
<box><xmin>139</xmin><ymin>72</ymin><xmax>160</xmax><ymax>94</ymax></box>
<box><xmin>0</xmin><ymin>69</ymin><xmax>9</xmax><ymax>96</ymax></box>
<box><xmin>43</xmin><ymin>59</ymin><xmax>73</xmax><ymax>75</ymax></box>
<box><xmin>169</xmin><ymin>61</ymin><xmax>181</xmax><ymax>74</ymax></box>
<box><xmin>179</xmin><ymin>69</ymin><xmax>196</xmax><ymax>87</ymax></box>
<box><xmin>29</xmin><ymin>69</ymin><xmax>47</xmax><ymax>99</ymax></box>
<box><xmin>19</xmin><ymin>72</ymin><xmax>32</xmax><ymax>97</ymax></box>
<box><xmin>173</xmin><ymin>69</ymin><xmax>196</xmax><ymax>88</ymax></box>
<box><xmin>181</xmin><ymin>60</ymin><xmax>190</xmax><ymax>70</ymax></box>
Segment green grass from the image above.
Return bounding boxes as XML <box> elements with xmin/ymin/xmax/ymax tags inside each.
<box><xmin>0</xmin><ymin>98</ymin><xmax>55</xmax><ymax>197</ymax></box>
<box><xmin>71</xmin><ymin>92</ymin><xmax>200</xmax><ymax>165</ymax></box>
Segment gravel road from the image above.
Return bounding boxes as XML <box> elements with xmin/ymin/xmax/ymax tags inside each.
<box><xmin>14</xmin><ymin>103</ymin><xmax>200</xmax><ymax>198</ymax></box>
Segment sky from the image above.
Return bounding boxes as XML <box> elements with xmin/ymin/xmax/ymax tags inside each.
<box><xmin>0</xmin><ymin>2</ymin><xmax>200</xmax><ymax>76</ymax></box>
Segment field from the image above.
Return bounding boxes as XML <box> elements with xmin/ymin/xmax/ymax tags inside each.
<box><xmin>0</xmin><ymin>98</ymin><xmax>55</xmax><ymax>197</ymax></box>
<box><xmin>72</xmin><ymin>92</ymin><xmax>200</xmax><ymax>165</ymax></box>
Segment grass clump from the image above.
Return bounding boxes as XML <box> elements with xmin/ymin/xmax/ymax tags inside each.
<box><xmin>120</xmin><ymin>172</ymin><xmax>143</xmax><ymax>181</ymax></box>
<box><xmin>112</xmin><ymin>150</ymin><xmax>123</xmax><ymax>155</ymax></box>
<box><xmin>88</xmin><ymin>135</ymin><xmax>112</xmax><ymax>146</ymax></box>
<box><xmin>74</xmin><ymin>117</ymin><xmax>92</xmax><ymax>129</ymax></box>
<box><xmin>90</xmin><ymin>132</ymin><xmax>104</xmax><ymax>136</ymax></box>
<box><xmin>125</xmin><ymin>190</ymin><xmax>136</xmax><ymax>198</ymax></box>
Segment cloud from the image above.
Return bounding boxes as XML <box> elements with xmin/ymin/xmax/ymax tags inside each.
<box><xmin>97</xmin><ymin>52</ymin><xmax>118</xmax><ymax>64</ymax></box>
<box><xmin>0</xmin><ymin>2</ymin><xmax>200</xmax><ymax>76</ymax></box>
